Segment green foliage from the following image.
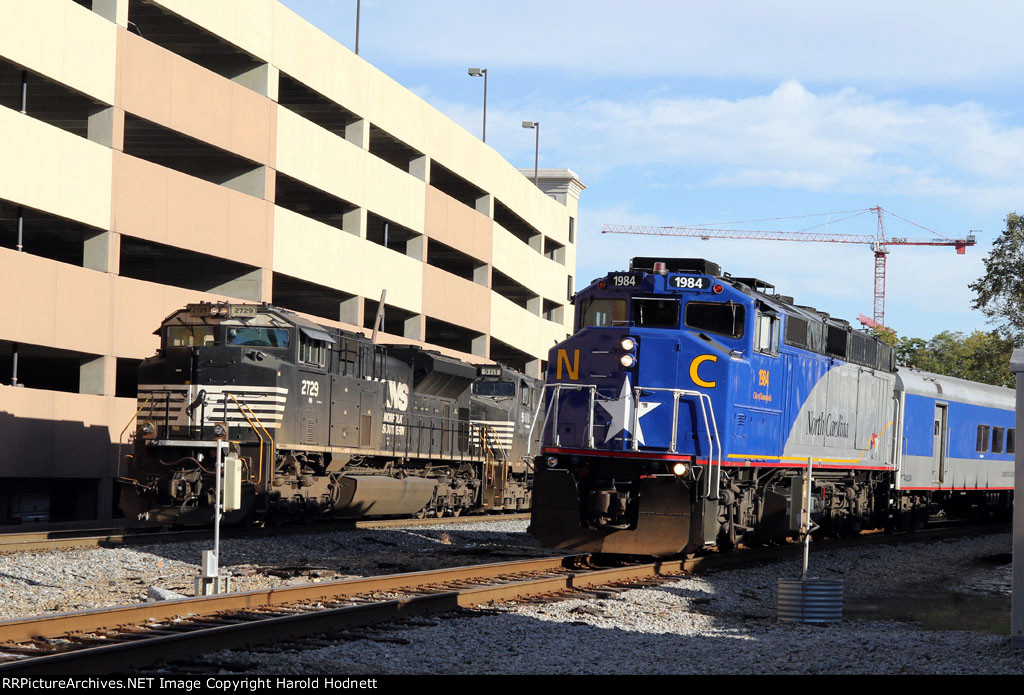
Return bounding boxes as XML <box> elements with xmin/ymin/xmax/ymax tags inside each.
<box><xmin>895</xmin><ymin>329</ymin><xmax>1014</xmax><ymax>388</ymax></box>
<box><xmin>969</xmin><ymin>212</ymin><xmax>1024</xmax><ymax>345</ymax></box>
<box><xmin>867</xmin><ymin>325</ymin><xmax>898</xmax><ymax>347</ymax></box>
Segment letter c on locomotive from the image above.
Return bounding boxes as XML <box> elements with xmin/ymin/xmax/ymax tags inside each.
<box><xmin>689</xmin><ymin>354</ymin><xmax>718</xmax><ymax>388</ymax></box>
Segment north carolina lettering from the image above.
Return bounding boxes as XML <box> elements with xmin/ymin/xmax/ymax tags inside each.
<box><xmin>807</xmin><ymin>411</ymin><xmax>850</xmax><ymax>438</ymax></box>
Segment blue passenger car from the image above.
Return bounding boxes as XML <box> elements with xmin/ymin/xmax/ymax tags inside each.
<box><xmin>530</xmin><ymin>258</ymin><xmax>1014</xmax><ymax>556</ymax></box>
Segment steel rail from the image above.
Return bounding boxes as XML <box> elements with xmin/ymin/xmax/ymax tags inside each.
<box><xmin>0</xmin><ymin>522</ymin><xmax>1006</xmax><ymax>675</ymax></box>
<box><xmin>0</xmin><ymin>513</ymin><xmax>532</xmax><ymax>555</ymax></box>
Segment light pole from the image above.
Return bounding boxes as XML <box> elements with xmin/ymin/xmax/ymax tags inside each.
<box><xmin>355</xmin><ymin>0</ymin><xmax>361</xmax><ymax>55</ymax></box>
<box><xmin>468</xmin><ymin>67</ymin><xmax>488</xmax><ymax>142</ymax></box>
<box><xmin>522</xmin><ymin>121</ymin><xmax>539</xmax><ymax>186</ymax></box>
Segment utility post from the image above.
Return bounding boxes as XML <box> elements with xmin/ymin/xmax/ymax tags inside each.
<box><xmin>1009</xmin><ymin>349</ymin><xmax>1024</xmax><ymax>647</ymax></box>
<box><xmin>195</xmin><ymin>438</ymin><xmax>242</xmax><ymax>596</ymax></box>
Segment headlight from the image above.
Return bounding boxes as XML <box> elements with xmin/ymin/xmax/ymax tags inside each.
<box><xmin>672</xmin><ymin>462</ymin><xmax>688</xmax><ymax>477</ymax></box>
<box><xmin>619</xmin><ymin>354</ymin><xmax>636</xmax><ymax>368</ymax></box>
<box><xmin>546</xmin><ymin>456</ymin><xmax>559</xmax><ymax>468</ymax></box>
<box><xmin>620</xmin><ymin>337</ymin><xmax>636</xmax><ymax>351</ymax></box>
<box><xmin>140</xmin><ymin>421</ymin><xmax>155</xmax><ymax>437</ymax></box>
<box><xmin>213</xmin><ymin>423</ymin><xmax>228</xmax><ymax>438</ymax></box>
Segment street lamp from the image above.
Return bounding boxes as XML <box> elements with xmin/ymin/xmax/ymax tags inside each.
<box><xmin>522</xmin><ymin>121</ymin><xmax>539</xmax><ymax>186</ymax></box>
<box><xmin>355</xmin><ymin>0</ymin><xmax>361</xmax><ymax>55</ymax></box>
<box><xmin>468</xmin><ymin>67</ymin><xmax>487</xmax><ymax>142</ymax></box>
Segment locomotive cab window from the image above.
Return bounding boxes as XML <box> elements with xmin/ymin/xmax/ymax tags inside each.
<box><xmin>685</xmin><ymin>302</ymin><xmax>745</xmax><ymax>339</ymax></box>
<box><xmin>166</xmin><ymin>325</ymin><xmax>216</xmax><ymax>347</ymax></box>
<box><xmin>754</xmin><ymin>309</ymin><xmax>780</xmax><ymax>355</ymax></box>
<box><xmin>300</xmin><ymin>335</ymin><xmax>327</xmax><ymax>368</ymax></box>
<box><xmin>521</xmin><ymin>380</ymin><xmax>532</xmax><ymax>407</ymax></box>
<box><xmin>977</xmin><ymin>424</ymin><xmax>991</xmax><ymax>453</ymax></box>
<box><xmin>580</xmin><ymin>298</ymin><xmax>628</xmax><ymax>328</ymax></box>
<box><xmin>632</xmin><ymin>297</ymin><xmax>680</xmax><ymax>328</ymax></box>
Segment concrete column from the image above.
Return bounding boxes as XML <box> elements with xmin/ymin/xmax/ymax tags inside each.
<box><xmin>345</xmin><ymin>119</ymin><xmax>369</xmax><ymax>149</ymax></box>
<box><xmin>264</xmin><ymin>168</ymin><xmax>277</xmax><ymax>203</ymax></box>
<box><xmin>258</xmin><ymin>268</ymin><xmax>273</xmax><ymax>303</ymax></box>
<box><xmin>475</xmin><ymin>193</ymin><xmax>493</xmax><ymax>218</ymax></box>
<box><xmin>83</xmin><ymin>231</ymin><xmax>119</xmax><ymax>274</ymax></box>
<box><xmin>473</xmin><ymin>263</ymin><xmax>490</xmax><ymax>288</ymax></box>
<box><xmin>340</xmin><ymin>296</ymin><xmax>362</xmax><ymax>326</ymax></box>
<box><xmin>232</xmin><ymin>63</ymin><xmax>277</xmax><ymax>99</ymax></box>
<box><xmin>221</xmin><ymin>166</ymin><xmax>267</xmax><ymax>198</ymax></box>
<box><xmin>86</xmin><ymin>107</ymin><xmax>116</xmax><ymax>147</ymax></box>
<box><xmin>95</xmin><ymin>480</ymin><xmax>113</xmax><ymax>523</ymax></box>
<box><xmin>405</xmin><ymin>234</ymin><xmax>425</xmax><ymax>262</ymax></box>
<box><xmin>410</xmin><ymin>155</ymin><xmax>429</xmax><ymax>183</ymax></box>
<box><xmin>92</xmin><ymin>0</ymin><xmax>128</xmax><ymax>26</ymax></box>
<box><xmin>527</xmin><ymin>295</ymin><xmax>542</xmax><ymax>317</ymax></box>
<box><xmin>403</xmin><ymin>314</ymin><xmax>424</xmax><ymax>341</ymax></box>
<box><xmin>343</xmin><ymin>207</ymin><xmax>367</xmax><ymax>238</ymax></box>
<box><xmin>526</xmin><ymin>358</ymin><xmax>542</xmax><ymax>380</ymax></box>
<box><xmin>211</xmin><ymin>268</ymin><xmax>263</xmax><ymax>302</ymax></box>
<box><xmin>529</xmin><ymin>233</ymin><xmax>543</xmax><ymax>253</ymax></box>
<box><xmin>80</xmin><ymin>355</ymin><xmax>115</xmax><ymax>396</ymax></box>
<box><xmin>471</xmin><ymin>333</ymin><xmax>489</xmax><ymax>359</ymax></box>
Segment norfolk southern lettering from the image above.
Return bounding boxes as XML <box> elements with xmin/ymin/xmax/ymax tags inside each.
<box><xmin>807</xmin><ymin>411</ymin><xmax>851</xmax><ymax>438</ymax></box>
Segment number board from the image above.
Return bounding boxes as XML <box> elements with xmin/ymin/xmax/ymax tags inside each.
<box><xmin>478</xmin><ymin>366</ymin><xmax>502</xmax><ymax>377</ymax></box>
<box><xmin>669</xmin><ymin>275</ymin><xmax>711</xmax><ymax>290</ymax></box>
<box><xmin>229</xmin><ymin>305</ymin><xmax>258</xmax><ymax>318</ymax></box>
<box><xmin>607</xmin><ymin>273</ymin><xmax>640</xmax><ymax>288</ymax></box>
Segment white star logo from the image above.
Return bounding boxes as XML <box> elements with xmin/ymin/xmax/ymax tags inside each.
<box><xmin>597</xmin><ymin>376</ymin><xmax>661</xmax><ymax>445</ymax></box>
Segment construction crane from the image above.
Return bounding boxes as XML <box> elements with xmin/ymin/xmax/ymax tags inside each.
<box><xmin>602</xmin><ymin>206</ymin><xmax>977</xmax><ymax>328</ymax></box>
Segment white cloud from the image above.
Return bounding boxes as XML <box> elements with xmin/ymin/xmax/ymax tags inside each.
<box><xmin>434</xmin><ymin>80</ymin><xmax>1024</xmax><ymax>210</ymax></box>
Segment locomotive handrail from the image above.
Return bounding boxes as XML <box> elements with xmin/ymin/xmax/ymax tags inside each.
<box><xmin>541</xmin><ymin>383</ymin><xmax>599</xmax><ymax>448</ymax></box>
<box><xmin>226</xmin><ymin>393</ymin><xmax>274</xmax><ymax>487</ymax></box>
<box><xmin>628</xmin><ymin>386</ymin><xmax>722</xmax><ymax>499</ymax></box>
<box><xmin>116</xmin><ymin>395</ymin><xmax>153</xmax><ymax>481</ymax></box>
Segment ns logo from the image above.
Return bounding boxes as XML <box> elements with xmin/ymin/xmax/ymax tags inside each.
<box><xmin>386</xmin><ymin>380</ymin><xmax>410</xmax><ymax>412</ymax></box>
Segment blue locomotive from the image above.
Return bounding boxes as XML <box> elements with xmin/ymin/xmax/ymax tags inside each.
<box><xmin>530</xmin><ymin>258</ymin><xmax>1014</xmax><ymax>556</ymax></box>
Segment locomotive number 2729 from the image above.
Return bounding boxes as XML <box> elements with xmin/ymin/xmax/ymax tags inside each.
<box><xmin>301</xmin><ymin>379</ymin><xmax>320</xmax><ymax>397</ymax></box>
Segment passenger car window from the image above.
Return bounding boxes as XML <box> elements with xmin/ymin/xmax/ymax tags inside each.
<box><xmin>976</xmin><ymin>425</ymin><xmax>991</xmax><ymax>453</ymax></box>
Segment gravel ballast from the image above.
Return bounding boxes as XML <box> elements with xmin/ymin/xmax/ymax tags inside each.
<box><xmin>1</xmin><ymin>523</ymin><xmax>1019</xmax><ymax>674</ymax></box>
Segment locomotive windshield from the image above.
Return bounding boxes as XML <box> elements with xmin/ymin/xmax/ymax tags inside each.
<box><xmin>632</xmin><ymin>297</ymin><xmax>680</xmax><ymax>328</ymax></box>
<box><xmin>473</xmin><ymin>380</ymin><xmax>516</xmax><ymax>398</ymax></box>
<box><xmin>580</xmin><ymin>298</ymin><xmax>627</xmax><ymax>328</ymax></box>
<box><xmin>685</xmin><ymin>302</ymin><xmax>745</xmax><ymax>338</ymax></box>
<box><xmin>166</xmin><ymin>325</ymin><xmax>216</xmax><ymax>347</ymax></box>
<box><xmin>226</xmin><ymin>327</ymin><xmax>291</xmax><ymax>348</ymax></box>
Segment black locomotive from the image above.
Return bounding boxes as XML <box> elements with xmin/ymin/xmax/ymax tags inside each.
<box><xmin>119</xmin><ymin>302</ymin><xmax>543</xmax><ymax>524</ymax></box>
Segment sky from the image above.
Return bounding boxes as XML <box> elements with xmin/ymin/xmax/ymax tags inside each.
<box><xmin>283</xmin><ymin>0</ymin><xmax>1024</xmax><ymax>341</ymax></box>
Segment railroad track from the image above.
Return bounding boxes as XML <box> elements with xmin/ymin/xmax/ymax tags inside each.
<box><xmin>0</xmin><ymin>513</ymin><xmax>531</xmax><ymax>555</ymax></box>
<box><xmin>0</xmin><ymin>521</ymin><xmax>1004</xmax><ymax>675</ymax></box>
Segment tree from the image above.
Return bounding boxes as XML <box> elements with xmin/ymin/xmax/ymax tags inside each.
<box><xmin>895</xmin><ymin>329</ymin><xmax>1014</xmax><ymax>388</ymax></box>
<box><xmin>969</xmin><ymin>212</ymin><xmax>1024</xmax><ymax>345</ymax></box>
